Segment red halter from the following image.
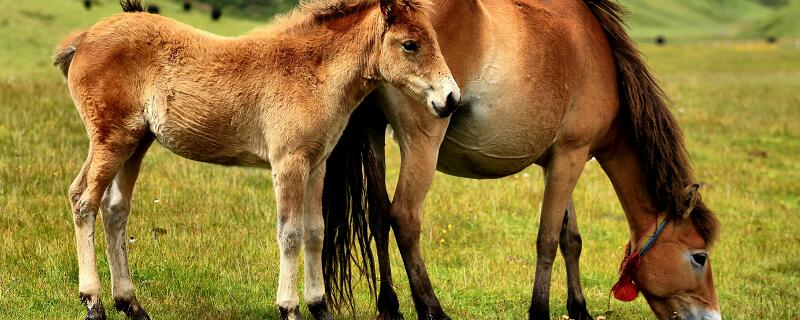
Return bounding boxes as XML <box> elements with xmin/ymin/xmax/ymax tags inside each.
<box><xmin>611</xmin><ymin>215</ymin><xmax>670</xmax><ymax>302</ymax></box>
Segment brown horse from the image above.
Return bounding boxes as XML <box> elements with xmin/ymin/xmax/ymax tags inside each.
<box><xmin>324</xmin><ymin>0</ymin><xmax>721</xmax><ymax>319</ymax></box>
<box><xmin>54</xmin><ymin>0</ymin><xmax>459</xmax><ymax>319</ymax></box>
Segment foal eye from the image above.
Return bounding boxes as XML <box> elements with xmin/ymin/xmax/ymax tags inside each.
<box><xmin>691</xmin><ymin>253</ymin><xmax>708</xmax><ymax>267</ymax></box>
<box><xmin>401</xmin><ymin>41</ymin><xmax>419</xmax><ymax>53</ymax></box>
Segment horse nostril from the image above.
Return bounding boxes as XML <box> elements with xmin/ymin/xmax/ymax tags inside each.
<box><xmin>446</xmin><ymin>92</ymin><xmax>459</xmax><ymax>109</ymax></box>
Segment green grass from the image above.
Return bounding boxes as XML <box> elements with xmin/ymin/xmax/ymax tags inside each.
<box><xmin>2</xmin><ymin>1</ymin><xmax>800</xmax><ymax>319</ymax></box>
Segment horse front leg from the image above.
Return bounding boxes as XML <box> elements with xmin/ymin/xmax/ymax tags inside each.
<box><xmin>273</xmin><ymin>156</ymin><xmax>311</xmax><ymax>320</ymax></box>
<box><xmin>303</xmin><ymin>165</ymin><xmax>333</xmax><ymax>320</ymax></box>
<box><xmin>387</xmin><ymin>119</ymin><xmax>451</xmax><ymax>320</ymax></box>
<box><xmin>529</xmin><ymin>148</ymin><xmax>588</xmax><ymax>319</ymax></box>
<box><xmin>559</xmin><ymin>199</ymin><xmax>592</xmax><ymax>320</ymax></box>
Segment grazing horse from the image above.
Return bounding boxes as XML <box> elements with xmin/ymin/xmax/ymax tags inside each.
<box><xmin>324</xmin><ymin>0</ymin><xmax>721</xmax><ymax>319</ymax></box>
<box><xmin>54</xmin><ymin>0</ymin><xmax>459</xmax><ymax>319</ymax></box>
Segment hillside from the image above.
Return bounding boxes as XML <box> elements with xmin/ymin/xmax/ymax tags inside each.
<box><xmin>618</xmin><ymin>0</ymin><xmax>800</xmax><ymax>40</ymax></box>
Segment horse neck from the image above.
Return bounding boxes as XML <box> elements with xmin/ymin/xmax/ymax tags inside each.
<box><xmin>597</xmin><ymin>133</ymin><xmax>665</xmax><ymax>241</ymax></box>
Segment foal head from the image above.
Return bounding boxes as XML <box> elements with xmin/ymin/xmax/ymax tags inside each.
<box><xmin>373</xmin><ymin>0</ymin><xmax>460</xmax><ymax>117</ymax></box>
<box><xmin>619</xmin><ymin>185</ymin><xmax>720</xmax><ymax>319</ymax></box>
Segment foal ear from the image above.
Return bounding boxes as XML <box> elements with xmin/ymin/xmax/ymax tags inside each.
<box><xmin>379</xmin><ymin>0</ymin><xmax>398</xmax><ymax>22</ymax></box>
<box><xmin>681</xmin><ymin>184</ymin><xmax>701</xmax><ymax>219</ymax></box>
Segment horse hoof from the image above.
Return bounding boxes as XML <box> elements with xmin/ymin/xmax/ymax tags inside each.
<box><xmin>280</xmin><ymin>306</ymin><xmax>303</xmax><ymax>320</ymax></box>
<box><xmin>80</xmin><ymin>294</ymin><xmax>106</xmax><ymax>320</ymax></box>
<box><xmin>376</xmin><ymin>310</ymin><xmax>405</xmax><ymax>320</ymax></box>
<box><xmin>425</xmin><ymin>310</ymin><xmax>451</xmax><ymax>320</ymax></box>
<box><xmin>308</xmin><ymin>300</ymin><xmax>333</xmax><ymax>320</ymax></box>
<box><xmin>115</xmin><ymin>298</ymin><xmax>151</xmax><ymax>320</ymax></box>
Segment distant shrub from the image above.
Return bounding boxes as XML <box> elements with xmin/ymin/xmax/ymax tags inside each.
<box><xmin>183</xmin><ymin>0</ymin><xmax>192</xmax><ymax>12</ymax></box>
<box><xmin>211</xmin><ymin>5</ymin><xmax>222</xmax><ymax>21</ymax></box>
<box><xmin>83</xmin><ymin>0</ymin><xmax>92</xmax><ymax>9</ymax></box>
<box><xmin>655</xmin><ymin>35</ymin><xmax>666</xmax><ymax>46</ymax></box>
<box><xmin>146</xmin><ymin>4</ymin><xmax>160</xmax><ymax>14</ymax></box>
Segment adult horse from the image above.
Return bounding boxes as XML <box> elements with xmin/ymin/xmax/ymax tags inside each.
<box><xmin>323</xmin><ymin>0</ymin><xmax>721</xmax><ymax>319</ymax></box>
<box><xmin>54</xmin><ymin>0</ymin><xmax>459</xmax><ymax>319</ymax></box>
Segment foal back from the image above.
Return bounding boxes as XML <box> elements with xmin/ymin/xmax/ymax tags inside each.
<box><xmin>60</xmin><ymin>13</ymin><xmax>277</xmax><ymax>167</ymax></box>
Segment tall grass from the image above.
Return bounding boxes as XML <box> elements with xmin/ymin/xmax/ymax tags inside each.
<box><xmin>1</xmin><ymin>1</ymin><xmax>799</xmax><ymax>319</ymax></box>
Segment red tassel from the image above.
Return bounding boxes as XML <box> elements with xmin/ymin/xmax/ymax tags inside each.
<box><xmin>611</xmin><ymin>275</ymin><xmax>639</xmax><ymax>301</ymax></box>
<box><xmin>611</xmin><ymin>252</ymin><xmax>642</xmax><ymax>302</ymax></box>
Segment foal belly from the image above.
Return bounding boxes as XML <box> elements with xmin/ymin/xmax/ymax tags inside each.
<box><xmin>146</xmin><ymin>101</ymin><xmax>269</xmax><ymax>168</ymax></box>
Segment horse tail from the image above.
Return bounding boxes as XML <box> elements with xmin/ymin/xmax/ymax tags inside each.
<box><xmin>584</xmin><ymin>0</ymin><xmax>718</xmax><ymax>242</ymax></box>
<box><xmin>321</xmin><ymin>104</ymin><xmax>384</xmax><ymax>311</ymax></box>
<box><xmin>53</xmin><ymin>32</ymin><xmax>86</xmax><ymax>77</ymax></box>
<box><xmin>54</xmin><ymin>1</ymin><xmax>143</xmax><ymax>77</ymax></box>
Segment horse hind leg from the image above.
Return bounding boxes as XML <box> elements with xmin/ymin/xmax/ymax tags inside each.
<box><xmin>71</xmin><ymin>142</ymin><xmax>140</xmax><ymax>320</ymax></box>
<box><xmin>69</xmin><ymin>97</ymin><xmax>148</xmax><ymax>320</ymax></box>
<box><xmin>559</xmin><ymin>199</ymin><xmax>592</xmax><ymax>320</ymax></box>
<box><xmin>100</xmin><ymin>134</ymin><xmax>154</xmax><ymax>320</ymax></box>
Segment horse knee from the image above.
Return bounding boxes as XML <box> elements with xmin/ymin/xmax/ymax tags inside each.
<box><xmin>303</xmin><ymin>225</ymin><xmax>324</xmax><ymax>252</ymax></box>
<box><xmin>72</xmin><ymin>198</ymin><xmax>98</xmax><ymax>227</ymax></box>
<box><xmin>278</xmin><ymin>226</ymin><xmax>303</xmax><ymax>255</ymax></box>
<box><xmin>536</xmin><ymin>235</ymin><xmax>560</xmax><ymax>260</ymax></box>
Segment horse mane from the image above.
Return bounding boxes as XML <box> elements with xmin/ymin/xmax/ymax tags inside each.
<box><xmin>584</xmin><ymin>0</ymin><xmax>719</xmax><ymax>244</ymax></box>
<box><xmin>271</xmin><ymin>0</ymin><xmax>431</xmax><ymax>33</ymax></box>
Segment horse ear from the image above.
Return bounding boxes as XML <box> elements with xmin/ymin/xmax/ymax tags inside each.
<box><xmin>379</xmin><ymin>0</ymin><xmax>397</xmax><ymax>22</ymax></box>
<box><xmin>681</xmin><ymin>184</ymin><xmax>701</xmax><ymax>219</ymax></box>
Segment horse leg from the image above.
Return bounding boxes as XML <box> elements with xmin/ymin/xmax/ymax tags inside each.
<box><xmin>303</xmin><ymin>165</ymin><xmax>332</xmax><ymax>320</ymax></box>
<box><xmin>273</xmin><ymin>156</ymin><xmax>310</xmax><ymax>320</ymax></box>
<box><xmin>70</xmin><ymin>139</ymin><xmax>141</xmax><ymax>320</ymax></box>
<box><xmin>365</xmin><ymin>108</ymin><xmax>403</xmax><ymax>320</ymax></box>
<box><xmin>558</xmin><ymin>199</ymin><xmax>592</xmax><ymax>320</ymax></box>
<box><xmin>100</xmin><ymin>134</ymin><xmax>154</xmax><ymax>320</ymax></box>
<box><xmin>390</xmin><ymin>136</ymin><xmax>450</xmax><ymax>320</ymax></box>
<box><xmin>528</xmin><ymin>148</ymin><xmax>588</xmax><ymax>319</ymax></box>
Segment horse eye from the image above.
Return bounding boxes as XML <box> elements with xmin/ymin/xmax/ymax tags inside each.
<box><xmin>691</xmin><ymin>253</ymin><xmax>708</xmax><ymax>267</ymax></box>
<box><xmin>401</xmin><ymin>41</ymin><xmax>419</xmax><ymax>53</ymax></box>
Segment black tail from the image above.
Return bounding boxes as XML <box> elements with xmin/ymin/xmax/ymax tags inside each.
<box><xmin>321</xmin><ymin>104</ymin><xmax>386</xmax><ymax>312</ymax></box>
<box><xmin>584</xmin><ymin>0</ymin><xmax>719</xmax><ymax>243</ymax></box>
<box><xmin>120</xmin><ymin>0</ymin><xmax>144</xmax><ymax>12</ymax></box>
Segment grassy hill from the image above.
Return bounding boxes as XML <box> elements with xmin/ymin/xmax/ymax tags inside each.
<box><xmin>618</xmin><ymin>0</ymin><xmax>800</xmax><ymax>40</ymax></box>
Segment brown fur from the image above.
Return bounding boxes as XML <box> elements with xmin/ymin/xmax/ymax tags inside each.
<box><xmin>585</xmin><ymin>0</ymin><xmax>719</xmax><ymax>245</ymax></box>
<box><xmin>56</xmin><ymin>0</ymin><xmax>457</xmax><ymax>319</ymax></box>
<box><xmin>333</xmin><ymin>0</ymin><xmax>721</xmax><ymax>318</ymax></box>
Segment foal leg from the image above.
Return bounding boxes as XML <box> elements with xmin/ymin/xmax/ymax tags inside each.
<box><xmin>100</xmin><ymin>135</ymin><xmax>154</xmax><ymax>320</ymax></box>
<box><xmin>528</xmin><ymin>148</ymin><xmax>588</xmax><ymax>320</ymax></box>
<box><xmin>559</xmin><ymin>199</ymin><xmax>592</xmax><ymax>320</ymax></box>
<box><xmin>273</xmin><ymin>156</ymin><xmax>310</xmax><ymax>320</ymax></box>
<box><xmin>302</xmin><ymin>165</ymin><xmax>332</xmax><ymax>320</ymax></box>
<box><xmin>71</xmin><ymin>141</ymin><xmax>140</xmax><ymax>320</ymax></box>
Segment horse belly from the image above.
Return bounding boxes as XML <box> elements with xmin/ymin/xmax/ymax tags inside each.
<box><xmin>437</xmin><ymin>83</ymin><xmax>563</xmax><ymax>179</ymax></box>
<box><xmin>146</xmin><ymin>100</ymin><xmax>269</xmax><ymax>168</ymax></box>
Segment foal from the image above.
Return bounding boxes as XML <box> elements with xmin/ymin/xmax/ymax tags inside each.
<box><xmin>54</xmin><ymin>0</ymin><xmax>459</xmax><ymax>319</ymax></box>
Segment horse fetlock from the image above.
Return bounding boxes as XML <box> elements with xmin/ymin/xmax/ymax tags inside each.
<box><xmin>80</xmin><ymin>293</ymin><xmax>106</xmax><ymax>320</ymax></box>
<box><xmin>114</xmin><ymin>297</ymin><xmax>150</xmax><ymax>320</ymax></box>
<box><xmin>279</xmin><ymin>306</ymin><xmax>303</xmax><ymax>320</ymax></box>
<box><xmin>308</xmin><ymin>300</ymin><xmax>333</xmax><ymax>320</ymax></box>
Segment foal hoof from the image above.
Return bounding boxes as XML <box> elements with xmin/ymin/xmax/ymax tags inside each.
<box><xmin>423</xmin><ymin>310</ymin><xmax>451</xmax><ymax>320</ymax></box>
<box><xmin>376</xmin><ymin>310</ymin><xmax>405</xmax><ymax>320</ymax></box>
<box><xmin>115</xmin><ymin>298</ymin><xmax>152</xmax><ymax>320</ymax></box>
<box><xmin>80</xmin><ymin>294</ymin><xmax>106</xmax><ymax>320</ymax></box>
<box><xmin>280</xmin><ymin>306</ymin><xmax>303</xmax><ymax>320</ymax></box>
<box><xmin>308</xmin><ymin>300</ymin><xmax>333</xmax><ymax>320</ymax></box>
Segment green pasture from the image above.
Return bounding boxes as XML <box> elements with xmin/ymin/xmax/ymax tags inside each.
<box><xmin>1</xmin><ymin>0</ymin><xmax>799</xmax><ymax>319</ymax></box>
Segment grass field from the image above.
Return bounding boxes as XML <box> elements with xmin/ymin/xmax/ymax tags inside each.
<box><xmin>1</xmin><ymin>1</ymin><xmax>800</xmax><ymax>319</ymax></box>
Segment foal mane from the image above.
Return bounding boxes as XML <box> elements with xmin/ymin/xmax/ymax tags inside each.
<box><xmin>585</xmin><ymin>0</ymin><xmax>719</xmax><ymax>244</ymax></box>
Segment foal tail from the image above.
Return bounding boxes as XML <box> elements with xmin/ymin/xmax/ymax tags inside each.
<box><xmin>53</xmin><ymin>32</ymin><xmax>86</xmax><ymax>77</ymax></box>
<box><xmin>321</xmin><ymin>104</ymin><xmax>384</xmax><ymax>311</ymax></box>
<box><xmin>584</xmin><ymin>0</ymin><xmax>718</xmax><ymax>240</ymax></box>
<box><xmin>54</xmin><ymin>1</ymin><xmax>144</xmax><ymax>76</ymax></box>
